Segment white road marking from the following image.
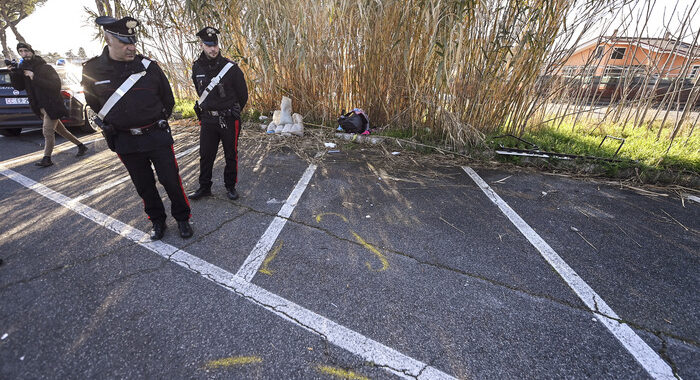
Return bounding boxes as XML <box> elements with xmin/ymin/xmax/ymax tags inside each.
<box><xmin>0</xmin><ymin>136</ymin><xmax>105</xmax><ymax>167</ymax></box>
<box><xmin>462</xmin><ymin>166</ymin><xmax>678</xmax><ymax>380</ymax></box>
<box><xmin>236</xmin><ymin>164</ymin><xmax>317</xmax><ymax>282</ymax></box>
<box><xmin>175</xmin><ymin>144</ymin><xmax>200</xmax><ymax>159</ymax></box>
<box><xmin>72</xmin><ymin>144</ymin><xmax>200</xmax><ymax>202</ymax></box>
<box><xmin>72</xmin><ymin>176</ymin><xmax>133</xmax><ymax>203</ymax></box>
<box><xmin>683</xmin><ymin>194</ymin><xmax>700</xmax><ymax>204</ymax></box>
<box><xmin>0</xmin><ymin>164</ymin><xmax>454</xmax><ymax>380</ymax></box>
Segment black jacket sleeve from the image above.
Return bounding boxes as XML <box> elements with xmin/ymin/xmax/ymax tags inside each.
<box><xmin>32</xmin><ymin>64</ymin><xmax>62</xmax><ymax>94</ymax></box>
<box><xmin>154</xmin><ymin>62</ymin><xmax>175</xmax><ymax>119</ymax></box>
<box><xmin>232</xmin><ymin>65</ymin><xmax>248</xmax><ymax>109</ymax></box>
<box><xmin>81</xmin><ymin>65</ymin><xmax>102</xmax><ymax>114</ymax></box>
<box><xmin>9</xmin><ymin>69</ymin><xmax>26</xmax><ymax>91</ymax></box>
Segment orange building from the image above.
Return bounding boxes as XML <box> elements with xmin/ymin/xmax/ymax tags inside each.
<box><xmin>560</xmin><ymin>36</ymin><xmax>700</xmax><ymax>81</ymax></box>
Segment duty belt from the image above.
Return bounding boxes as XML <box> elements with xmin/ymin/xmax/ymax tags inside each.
<box><xmin>203</xmin><ymin>109</ymin><xmax>234</xmax><ymax>117</ymax></box>
<box><xmin>120</xmin><ymin>122</ymin><xmax>158</xmax><ymax>135</ymax></box>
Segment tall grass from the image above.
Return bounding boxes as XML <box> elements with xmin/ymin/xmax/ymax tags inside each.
<box><xmin>91</xmin><ymin>0</ymin><xmax>699</xmax><ymax>158</ymax></box>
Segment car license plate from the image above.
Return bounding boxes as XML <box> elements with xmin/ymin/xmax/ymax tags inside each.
<box><xmin>6</xmin><ymin>97</ymin><xmax>29</xmax><ymax>105</ymax></box>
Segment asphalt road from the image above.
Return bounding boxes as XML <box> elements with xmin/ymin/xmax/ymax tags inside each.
<box><xmin>0</xmin><ymin>123</ymin><xmax>698</xmax><ymax>379</ymax></box>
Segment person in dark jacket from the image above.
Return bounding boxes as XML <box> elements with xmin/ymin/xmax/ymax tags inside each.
<box><xmin>81</xmin><ymin>16</ymin><xmax>193</xmax><ymax>240</ymax></box>
<box><xmin>188</xmin><ymin>27</ymin><xmax>248</xmax><ymax>201</ymax></box>
<box><xmin>9</xmin><ymin>42</ymin><xmax>88</xmax><ymax>167</ymax></box>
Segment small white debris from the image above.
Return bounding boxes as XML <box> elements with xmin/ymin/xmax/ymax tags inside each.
<box><xmin>592</xmin><ymin>318</ymin><xmax>596</xmax><ymax>322</ymax></box>
<box><xmin>20</xmin><ymin>356</ymin><xmax>24</xmax><ymax>361</ymax></box>
<box><xmin>378</xmin><ymin>177</ymin><xmax>382</xmax><ymax>180</ymax></box>
<box><xmin>684</xmin><ymin>194</ymin><xmax>700</xmax><ymax>204</ymax></box>
<box><xmin>570</xmin><ymin>226</ymin><xmax>579</xmax><ymax>232</ymax></box>
<box><xmin>541</xmin><ymin>191</ymin><xmax>548</xmax><ymax>196</ymax></box>
<box><xmin>391</xmin><ymin>151</ymin><xmax>401</xmax><ymax>155</ymax></box>
<box><xmin>365</xmin><ymin>215</ymin><xmax>371</xmax><ymax>218</ymax></box>
<box><xmin>324</xmin><ymin>142</ymin><xmax>336</xmax><ymax>148</ymax></box>
<box><xmin>331</xmin><ymin>303</ymin><xmax>338</xmax><ymax>308</ymax></box>
<box><xmin>1</xmin><ymin>333</ymin><xmax>7</xmax><ymax>340</ymax></box>
<box><xmin>259</xmin><ymin>115</ymin><xmax>269</xmax><ymax>121</ymax></box>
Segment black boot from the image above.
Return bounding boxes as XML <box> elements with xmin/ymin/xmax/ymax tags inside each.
<box><xmin>76</xmin><ymin>144</ymin><xmax>88</xmax><ymax>157</ymax></box>
<box><xmin>188</xmin><ymin>187</ymin><xmax>212</xmax><ymax>200</ymax></box>
<box><xmin>226</xmin><ymin>187</ymin><xmax>239</xmax><ymax>200</ymax></box>
<box><xmin>177</xmin><ymin>220</ymin><xmax>193</xmax><ymax>238</ymax></box>
<box><xmin>35</xmin><ymin>156</ymin><xmax>53</xmax><ymax>167</ymax></box>
<box><xmin>150</xmin><ymin>220</ymin><xmax>166</xmax><ymax>240</ymax></box>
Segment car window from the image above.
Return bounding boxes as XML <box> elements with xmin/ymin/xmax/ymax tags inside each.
<box><xmin>0</xmin><ymin>72</ymin><xmax>10</xmax><ymax>85</ymax></box>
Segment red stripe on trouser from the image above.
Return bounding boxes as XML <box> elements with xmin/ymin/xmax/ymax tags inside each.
<box><xmin>118</xmin><ymin>153</ymin><xmax>150</xmax><ymax>221</ymax></box>
<box><xmin>234</xmin><ymin>119</ymin><xmax>239</xmax><ymax>184</ymax></box>
<box><xmin>170</xmin><ymin>145</ymin><xmax>192</xmax><ymax>216</ymax></box>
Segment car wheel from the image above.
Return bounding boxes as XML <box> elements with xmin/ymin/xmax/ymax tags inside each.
<box><xmin>80</xmin><ymin>107</ymin><xmax>98</xmax><ymax>133</ymax></box>
<box><xmin>0</xmin><ymin>128</ymin><xmax>22</xmax><ymax>136</ymax></box>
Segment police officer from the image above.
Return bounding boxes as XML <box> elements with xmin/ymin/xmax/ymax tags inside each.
<box><xmin>188</xmin><ymin>27</ymin><xmax>248</xmax><ymax>201</ymax></box>
<box><xmin>81</xmin><ymin>16</ymin><xmax>193</xmax><ymax>240</ymax></box>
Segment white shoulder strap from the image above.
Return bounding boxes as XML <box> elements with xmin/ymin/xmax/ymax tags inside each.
<box><xmin>198</xmin><ymin>62</ymin><xmax>234</xmax><ymax>106</ymax></box>
<box><xmin>97</xmin><ymin>58</ymin><xmax>151</xmax><ymax>120</ymax></box>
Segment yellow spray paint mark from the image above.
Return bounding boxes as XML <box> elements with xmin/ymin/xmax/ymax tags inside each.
<box><xmin>204</xmin><ymin>355</ymin><xmax>262</xmax><ymax>369</ymax></box>
<box><xmin>316</xmin><ymin>212</ymin><xmax>348</xmax><ymax>223</ymax></box>
<box><xmin>259</xmin><ymin>240</ymin><xmax>283</xmax><ymax>276</ymax></box>
<box><xmin>352</xmin><ymin>232</ymin><xmax>389</xmax><ymax>272</ymax></box>
<box><xmin>316</xmin><ymin>364</ymin><xmax>370</xmax><ymax>380</ymax></box>
<box><xmin>315</xmin><ymin>212</ymin><xmax>389</xmax><ymax>272</ymax></box>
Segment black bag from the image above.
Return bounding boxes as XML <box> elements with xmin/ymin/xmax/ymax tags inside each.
<box><xmin>338</xmin><ymin>111</ymin><xmax>369</xmax><ymax>134</ymax></box>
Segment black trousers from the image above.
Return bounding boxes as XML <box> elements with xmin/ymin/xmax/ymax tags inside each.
<box><xmin>119</xmin><ymin>145</ymin><xmax>191</xmax><ymax>223</ymax></box>
<box><xmin>198</xmin><ymin>116</ymin><xmax>240</xmax><ymax>189</ymax></box>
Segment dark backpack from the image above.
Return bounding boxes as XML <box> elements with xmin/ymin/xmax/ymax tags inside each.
<box><xmin>338</xmin><ymin>110</ymin><xmax>369</xmax><ymax>133</ymax></box>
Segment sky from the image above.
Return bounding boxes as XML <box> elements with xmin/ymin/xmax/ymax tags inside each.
<box><xmin>5</xmin><ymin>0</ymin><xmax>700</xmax><ymax>60</ymax></box>
<box><xmin>7</xmin><ymin>0</ymin><xmax>103</xmax><ymax>58</ymax></box>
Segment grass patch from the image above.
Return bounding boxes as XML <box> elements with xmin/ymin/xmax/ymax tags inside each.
<box><xmin>173</xmin><ymin>98</ymin><xmax>196</xmax><ymax>119</ymax></box>
<box><xmin>489</xmin><ymin>120</ymin><xmax>699</xmax><ymax>173</ymax></box>
<box><xmin>172</xmin><ymin>98</ymin><xmax>262</xmax><ymax>122</ymax></box>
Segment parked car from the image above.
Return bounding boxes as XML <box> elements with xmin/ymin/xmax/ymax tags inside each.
<box><xmin>597</xmin><ymin>75</ymin><xmax>645</xmax><ymax>100</ymax></box>
<box><xmin>0</xmin><ymin>65</ymin><xmax>96</xmax><ymax>136</ymax></box>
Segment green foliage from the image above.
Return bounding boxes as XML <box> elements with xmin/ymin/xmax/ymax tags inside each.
<box><xmin>491</xmin><ymin>120</ymin><xmax>700</xmax><ymax>173</ymax></box>
<box><xmin>173</xmin><ymin>98</ymin><xmax>196</xmax><ymax>119</ymax></box>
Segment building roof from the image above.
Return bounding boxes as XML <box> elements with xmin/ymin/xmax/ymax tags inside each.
<box><xmin>576</xmin><ymin>36</ymin><xmax>700</xmax><ymax>59</ymax></box>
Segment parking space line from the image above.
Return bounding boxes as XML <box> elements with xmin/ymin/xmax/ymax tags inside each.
<box><xmin>236</xmin><ymin>164</ymin><xmax>317</xmax><ymax>282</ymax></box>
<box><xmin>72</xmin><ymin>144</ymin><xmax>200</xmax><ymax>202</ymax></box>
<box><xmin>0</xmin><ymin>164</ymin><xmax>454</xmax><ymax>380</ymax></box>
<box><xmin>462</xmin><ymin>166</ymin><xmax>677</xmax><ymax>380</ymax></box>
<box><xmin>0</xmin><ymin>136</ymin><xmax>105</xmax><ymax>167</ymax></box>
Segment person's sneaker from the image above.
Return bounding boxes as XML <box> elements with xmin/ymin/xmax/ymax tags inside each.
<box><xmin>76</xmin><ymin>144</ymin><xmax>88</xmax><ymax>157</ymax></box>
<box><xmin>188</xmin><ymin>187</ymin><xmax>212</xmax><ymax>200</ymax></box>
<box><xmin>177</xmin><ymin>220</ymin><xmax>193</xmax><ymax>238</ymax></box>
<box><xmin>150</xmin><ymin>220</ymin><xmax>166</xmax><ymax>240</ymax></box>
<box><xmin>226</xmin><ymin>187</ymin><xmax>239</xmax><ymax>200</ymax></box>
<box><xmin>35</xmin><ymin>156</ymin><xmax>53</xmax><ymax>167</ymax></box>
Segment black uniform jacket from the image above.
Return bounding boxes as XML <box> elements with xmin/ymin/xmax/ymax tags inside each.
<box><xmin>192</xmin><ymin>52</ymin><xmax>248</xmax><ymax>113</ymax></box>
<box><xmin>82</xmin><ymin>47</ymin><xmax>175</xmax><ymax>154</ymax></box>
<box><xmin>9</xmin><ymin>55</ymin><xmax>69</xmax><ymax>119</ymax></box>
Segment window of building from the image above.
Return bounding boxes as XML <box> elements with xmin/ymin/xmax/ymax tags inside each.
<box><xmin>611</xmin><ymin>47</ymin><xmax>626</xmax><ymax>59</ymax></box>
<box><xmin>603</xmin><ymin>66</ymin><xmax>624</xmax><ymax>77</ymax></box>
<box><xmin>562</xmin><ymin>66</ymin><xmax>579</xmax><ymax>77</ymax></box>
<box><xmin>582</xmin><ymin>66</ymin><xmax>596</xmax><ymax>77</ymax></box>
<box><xmin>689</xmin><ymin>65</ymin><xmax>700</xmax><ymax>79</ymax></box>
<box><xmin>594</xmin><ymin>46</ymin><xmax>604</xmax><ymax>59</ymax></box>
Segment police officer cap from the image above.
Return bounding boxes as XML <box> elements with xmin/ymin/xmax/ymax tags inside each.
<box><xmin>196</xmin><ymin>27</ymin><xmax>220</xmax><ymax>46</ymax></box>
<box><xmin>96</xmin><ymin>16</ymin><xmax>140</xmax><ymax>44</ymax></box>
